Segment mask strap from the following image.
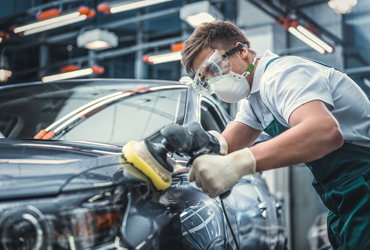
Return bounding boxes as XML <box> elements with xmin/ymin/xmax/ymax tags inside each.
<box><xmin>245</xmin><ymin>55</ymin><xmax>258</xmax><ymax>75</ymax></box>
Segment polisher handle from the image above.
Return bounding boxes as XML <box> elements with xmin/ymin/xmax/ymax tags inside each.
<box><xmin>218</xmin><ymin>188</ymin><xmax>232</xmax><ymax>199</ymax></box>
<box><xmin>161</xmin><ymin>122</ymin><xmax>220</xmax><ymax>156</ymax></box>
<box><xmin>187</xmin><ymin>152</ymin><xmax>232</xmax><ymax>200</ymax></box>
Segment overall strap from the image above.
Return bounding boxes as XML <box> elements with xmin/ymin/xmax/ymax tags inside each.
<box><xmin>249</xmin><ymin>103</ymin><xmax>261</xmax><ymax>124</ymax></box>
<box><xmin>264</xmin><ymin>57</ymin><xmax>283</xmax><ymax>72</ymax></box>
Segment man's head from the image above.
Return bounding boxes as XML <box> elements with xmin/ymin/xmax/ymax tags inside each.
<box><xmin>181</xmin><ymin>20</ymin><xmax>254</xmax><ymax>75</ymax></box>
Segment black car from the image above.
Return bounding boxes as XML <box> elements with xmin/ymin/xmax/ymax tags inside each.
<box><xmin>0</xmin><ymin>79</ymin><xmax>287</xmax><ymax>250</ymax></box>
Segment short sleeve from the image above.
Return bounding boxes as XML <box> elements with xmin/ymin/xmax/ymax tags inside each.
<box><xmin>261</xmin><ymin>63</ymin><xmax>334</xmax><ymax>125</ymax></box>
<box><xmin>234</xmin><ymin>99</ymin><xmax>264</xmax><ymax>130</ymax></box>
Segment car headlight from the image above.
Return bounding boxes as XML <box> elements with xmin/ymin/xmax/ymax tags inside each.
<box><xmin>0</xmin><ymin>186</ymin><xmax>127</xmax><ymax>250</ymax></box>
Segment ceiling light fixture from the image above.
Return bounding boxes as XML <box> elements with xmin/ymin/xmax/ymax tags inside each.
<box><xmin>77</xmin><ymin>29</ymin><xmax>118</xmax><ymax>50</ymax></box>
<box><xmin>142</xmin><ymin>42</ymin><xmax>183</xmax><ymax>64</ymax></box>
<box><xmin>296</xmin><ymin>25</ymin><xmax>334</xmax><ymax>53</ymax></box>
<box><xmin>42</xmin><ymin>65</ymin><xmax>104</xmax><ymax>83</ymax></box>
<box><xmin>11</xmin><ymin>6</ymin><xmax>95</xmax><ymax>36</ymax></box>
<box><xmin>328</xmin><ymin>0</ymin><xmax>357</xmax><ymax>14</ymax></box>
<box><xmin>288</xmin><ymin>27</ymin><xmax>326</xmax><ymax>54</ymax></box>
<box><xmin>97</xmin><ymin>0</ymin><xmax>172</xmax><ymax>14</ymax></box>
<box><xmin>180</xmin><ymin>1</ymin><xmax>224</xmax><ymax>28</ymax></box>
<box><xmin>277</xmin><ymin>16</ymin><xmax>334</xmax><ymax>54</ymax></box>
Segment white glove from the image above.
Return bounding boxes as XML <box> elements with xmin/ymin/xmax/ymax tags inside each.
<box><xmin>207</xmin><ymin>130</ymin><xmax>228</xmax><ymax>155</ymax></box>
<box><xmin>189</xmin><ymin>147</ymin><xmax>256</xmax><ymax>198</ymax></box>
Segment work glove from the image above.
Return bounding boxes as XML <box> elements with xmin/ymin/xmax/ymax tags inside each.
<box><xmin>207</xmin><ymin>130</ymin><xmax>228</xmax><ymax>155</ymax></box>
<box><xmin>189</xmin><ymin>147</ymin><xmax>256</xmax><ymax>198</ymax></box>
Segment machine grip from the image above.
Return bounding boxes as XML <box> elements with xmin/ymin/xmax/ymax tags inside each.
<box><xmin>160</xmin><ymin>124</ymin><xmax>193</xmax><ymax>153</ymax></box>
<box><xmin>188</xmin><ymin>152</ymin><xmax>232</xmax><ymax>200</ymax></box>
<box><xmin>218</xmin><ymin>188</ymin><xmax>232</xmax><ymax>199</ymax></box>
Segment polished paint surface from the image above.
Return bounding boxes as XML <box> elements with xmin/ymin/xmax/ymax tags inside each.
<box><xmin>0</xmin><ymin>79</ymin><xmax>286</xmax><ymax>249</ymax></box>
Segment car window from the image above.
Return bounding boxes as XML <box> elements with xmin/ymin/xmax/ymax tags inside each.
<box><xmin>60</xmin><ymin>89</ymin><xmax>186</xmax><ymax>144</ymax></box>
<box><xmin>0</xmin><ymin>82</ymin><xmax>187</xmax><ymax>145</ymax></box>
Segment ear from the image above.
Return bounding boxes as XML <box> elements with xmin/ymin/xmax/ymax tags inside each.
<box><xmin>235</xmin><ymin>42</ymin><xmax>248</xmax><ymax>59</ymax></box>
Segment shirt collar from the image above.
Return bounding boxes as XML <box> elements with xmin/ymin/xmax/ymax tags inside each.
<box><xmin>250</xmin><ymin>49</ymin><xmax>279</xmax><ymax>94</ymax></box>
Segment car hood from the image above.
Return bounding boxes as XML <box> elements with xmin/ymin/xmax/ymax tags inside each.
<box><xmin>0</xmin><ymin>139</ymin><xmax>124</xmax><ymax>200</ymax></box>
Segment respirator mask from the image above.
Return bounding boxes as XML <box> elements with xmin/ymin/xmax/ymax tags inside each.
<box><xmin>193</xmin><ymin>44</ymin><xmax>257</xmax><ymax>103</ymax></box>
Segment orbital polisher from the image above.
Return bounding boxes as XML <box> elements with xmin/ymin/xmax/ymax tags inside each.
<box><xmin>121</xmin><ymin>122</ymin><xmax>232</xmax><ymax>199</ymax></box>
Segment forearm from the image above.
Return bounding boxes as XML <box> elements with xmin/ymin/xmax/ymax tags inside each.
<box><xmin>250</xmin><ymin>119</ymin><xmax>344</xmax><ymax>172</ymax></box>
<box><xmin>222</xmin><ymin>121</ymin><xmax>262</xmax><ymax>153</ymax></box>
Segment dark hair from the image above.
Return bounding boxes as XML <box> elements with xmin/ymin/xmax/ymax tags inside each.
<box><xmin>181</xmin><ymin>20</ymin><xmax>252</xmax><ymax>74</ymax></box>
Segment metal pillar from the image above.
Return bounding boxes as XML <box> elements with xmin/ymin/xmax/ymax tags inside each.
<box><xmin>88</xmin><ymin>50</ymin><xmax>96</xmax><ymax>66</ymax></box>
<box><xmin>88</xmin><ymin>50</ymin><xmax>96</xmax><ymax>78</ymax></box>
<box><xmin>39</xmin><ymin>43</ymin><xmax>48</xmax><ymax>78</ymax></box>
<box><xmin>135</xmin><ymin>10</ymin><xmax>145</xmax><ymax>79</ymax></box>
<box><xmin>180</xmin><ymin>21</ymin><xmax>189</xmax><ymax>77</ymax></box>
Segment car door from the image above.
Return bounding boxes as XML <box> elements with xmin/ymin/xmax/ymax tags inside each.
<box><xmin>199</xmin><ymin>96</ymin><xmax>286</xmax><ymax>250</ymax></box>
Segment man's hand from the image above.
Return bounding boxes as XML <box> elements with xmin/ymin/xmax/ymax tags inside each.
<box><xmin>208</xmin><ymin>130</ymin><xmax>228</xmax><ymax>155</ymax></box>
<box><xmin>188</xmin><ymin>147</ymin><xmax>256</xmax><ymax>198</ymax></box>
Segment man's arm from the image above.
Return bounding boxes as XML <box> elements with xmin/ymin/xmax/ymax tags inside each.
<box><xmin>250</xmin><ymin>100</ymin><xmax>344</xmax><ymax>171</ymax></box>
<box><xmin>222</xmin><ymin>121</ymin><xmax>262</xmax><ymax>153</ymax></box>
<box><xmin>189</xmin><ymin>100</ymin><xmax>343</xmax><ymax>198</ymax></box>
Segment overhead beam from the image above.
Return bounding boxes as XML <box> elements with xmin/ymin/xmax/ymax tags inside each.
<box><xmin>6</xmin><ymin>6</ymin><xmax>181</xmax><ymax>51</ymax></box>
<box><xmin>103</xmin><ymin>7</ymin><xmax>180</xmax><ymax>29</ymax></box>
<box><xmin>248</xmin><ymin>0</ymin><xmax>344</xmax><ymax>45</ymax></box>
<box><xmin>248</xmin><ymin>0</ymin><xmax>280</xmax><ymax>20</ymax></box>
<box><xmin>26</xmin><ymin>0</ymin><xmax>84</xmax><ymax>14</ymax></box>
<box><xmin>291</xmin><ymin>0</ymin><xmax>328</xmax><ymax>10</ymax></box>
<box><xmin>345</xmin><ymin>66</ymin><xmax>370</xmax><ymax>75</ymax></box>
<box><xmin>14</xmin><ymin>35</ymin><xmax>189</xmax><ymax>77</ymax></box>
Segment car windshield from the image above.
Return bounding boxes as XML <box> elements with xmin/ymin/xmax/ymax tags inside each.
<box><xmin>0</xmin><ymin>80</ymin><xmax>187</xmax><ymax>145</ymax></box>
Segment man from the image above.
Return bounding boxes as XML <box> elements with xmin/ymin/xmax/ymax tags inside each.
<box><xmin>181</xmin><ymin>20</ymin><xmax>370</xmax><ymax>250</ymax></box>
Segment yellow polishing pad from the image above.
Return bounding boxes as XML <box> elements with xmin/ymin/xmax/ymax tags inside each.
<box><xmin>121</xmin><ymin>141</ymin><xmax>172</xmax><ymax>191</ymax></box>
<box><xmin>119</xmin><ymin>155</ymin><xmax>160</xmax><ymax>202</ymax></box>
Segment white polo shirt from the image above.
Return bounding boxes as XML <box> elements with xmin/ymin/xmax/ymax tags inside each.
<box><xmin>235</xmin><ymin>49</ymin><xmax>370</xmax><ymax>147</ymax></box>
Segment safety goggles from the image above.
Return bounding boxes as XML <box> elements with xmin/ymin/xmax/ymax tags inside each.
<box><xmin>193</xmin><ymin>44</ymin><xmax>247</xmax><ymax>96</ymax></box>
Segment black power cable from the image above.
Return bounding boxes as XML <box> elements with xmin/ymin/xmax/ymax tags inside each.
<box><xmin>221</xmin><ymin>199</ymin><xmax>240</xmax><ymax>250</ymax></box>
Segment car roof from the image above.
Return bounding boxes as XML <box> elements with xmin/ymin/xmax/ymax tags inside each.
<box><xmin>0</xmin><ymin>78</ymin><xmax>183</xmax><ymax>90</ymax></box>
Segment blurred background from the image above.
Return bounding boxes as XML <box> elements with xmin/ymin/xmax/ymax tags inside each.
<box><xmin>0</xmin><ymin>0</ymin><xmax>369</xmax><ymax>249</ymax></box>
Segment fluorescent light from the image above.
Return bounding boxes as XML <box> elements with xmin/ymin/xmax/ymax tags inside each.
<box><xmin>110</xmin><ymin>0</ymin><xmax>172</xmax><ymax>14</ymax></box>
<box><xmin>147</xmin><ymin>51</ymin><xmax>181</xmax><ymax>64</ymax></box>
<box><xmin>288</xmin><ymin>27</ymin><xmax>326</xmax><ymax>54</ymax></box>
<box><xmin>0</xmin><ymin>38</ymin><xmax>2</xmax><ymax>43</ymax></box>
<box><xmin>13</xmin><ymin>6</ymin><xmax>94</xmax><ymax>36</ymax></box>
<box><xmin>42</xmin><ymin>68</ymin><xmax>93</xmax><ymax>82</ymax></box>
<box><xmin>14</xmin><ymin>12</ymin><xmax>80</xmax><ymax>33</ymax></box>
<box><xmin>23</xmin><ymin>15</ymin><xmax>87</xmax><ymax>36</ymax></box>
<box><xmin>149</xmin><ymin>85</ymin><xmax>187</xmax><ymax>91</ymax></box>
<box><xmin>186</xmin><ymin>12</ymin><xmax>215</xmax><ymax>28</ymax></box>
<box><xmin>297</xmin><ymin>26</ymin><xmax>333</xmax><ymax>53</ymax></box>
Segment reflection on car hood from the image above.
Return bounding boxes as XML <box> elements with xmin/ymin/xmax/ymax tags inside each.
<box><xmin>0</xmin><ymin>139</ymin><xmax>123</xmax><ymax>200</ymax></box>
